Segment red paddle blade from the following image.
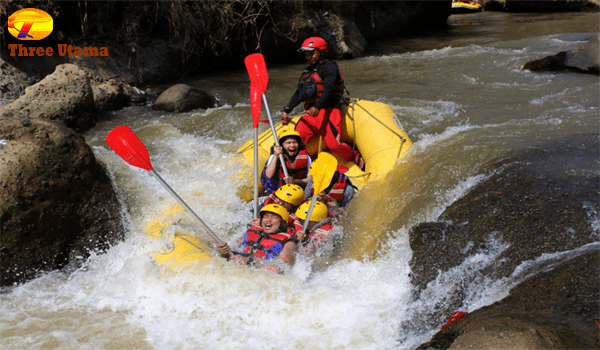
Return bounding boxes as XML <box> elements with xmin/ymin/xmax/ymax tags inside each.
<box><xmin>250</xmin><ymin>83</ymin><xmax>262</xmax><ymax>128</ymax></box>
<box><xmin>106</xmin><ymin>125</ymin><xmax>153</xmax><ymax>171</ymax></box>
<box><xmin>244</xmin><ymin>53</ymin><xmax>268</xmax><ymax>94</ymax></box>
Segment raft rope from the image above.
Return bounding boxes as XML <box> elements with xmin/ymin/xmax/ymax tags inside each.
<box><xmin>350</xmin><ymin>98</ymin><xmax>407</xmax><ymax>161</ymax></box>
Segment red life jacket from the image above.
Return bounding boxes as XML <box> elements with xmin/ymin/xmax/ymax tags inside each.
<box><xmin>311</xmin><ymin>173</ymin><xmax>348</xmax><ymax>203</ymax></box>
<box><xmin>242</xmin><ymin>226</ymin><xmax>293</xmax><ymax>260</ymax></box>
<box><xmin>293</xmin><ymin>219</ymin><xmax>334</xmax><ymax>256</ymax></box>
<box><xmin>261</xmin><ymin>193</ymin><xmax>278</xmax><ymax>207</ymax></box>
<box><xmin>306</xmin><ymin>222</ymin><xmax>334</xmax><ymax>242</ymax></box>
<box><xmin>298</xmin><ymin>60</ymin><xmax>345</xmax><ymax>110</ymax></box>
<box><xmin>276</xmin><ymin>147</ymin><xmax>310</xmax><ymax>187</ymax></box>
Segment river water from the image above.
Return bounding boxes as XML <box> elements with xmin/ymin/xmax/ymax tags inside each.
<box><xmin>2</xmin><ymin>11</ymin><xmax>598</xmax><ymax>350</ymax></box>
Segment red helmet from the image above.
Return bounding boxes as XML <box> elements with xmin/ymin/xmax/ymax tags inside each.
<box><xmin>298</xmin><ymin>37</ymin><xmax>327</xmax><ymax>52</ymax></box>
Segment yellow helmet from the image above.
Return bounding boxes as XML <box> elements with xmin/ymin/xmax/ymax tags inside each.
<box><xmin>275</xmin><ymin>184</ymin><xmax>305</xmax><ymax>206</ymax></box>
<box><xmin>295</xmin><ymin>201</ymin><xmax>328</xmax><ymax>222</ymax></box>
<box><xmin>278</xmin><ymin>128</ymin><xmax>302</xmax><ymax>144</ymax></box>
<box><xmin>260</xmin><ymin>204</ymin><xmax>289</xmax><ymax>223</ymax></box>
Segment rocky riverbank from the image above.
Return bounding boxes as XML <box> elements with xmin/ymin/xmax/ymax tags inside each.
<box><xmin>411</xmin><ymin>135</ymin><xmax>599</xmax><ymax>349</ymax></box>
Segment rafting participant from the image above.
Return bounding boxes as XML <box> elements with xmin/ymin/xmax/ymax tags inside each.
<box><xmin>249</xmin><ymin>184</ymin><xmax>306</xmax><ymax>226</ymax></box>
<box><xmin>305</xmin><ymin>164</ymin><xmax>356</xmax><ymax>211</ymax></box>
<box><xmin>279</xmin><ymin>36</ymin><xmax>365</xmax><ymax>171</ymax></box>
<box><xmin>217</xmin><ymin>204</ymin><xmax>301</xmax><ymax>274</ymax></box>
<box><xmin>293</xmin><ymin>201</ymin><xmax>335</xmax><ymax>257</ymax></box>
<box><xmin>261</xmin><ymin>129</ymin><xmax>311</xmax><ymax>193</ymax></box>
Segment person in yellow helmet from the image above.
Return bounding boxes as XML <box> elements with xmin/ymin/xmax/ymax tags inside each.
<box><xmin>262</xmin><ymin>128</ymin><xmax>311</xmax><ymax>193</ymax></box>
<box><xmin>217</xmin><ymin>204</ymin><xmax>299</xmax><ymax>273</ymax></box>
<box><xmin>293</xmin><ymin>201</ymin><xmax>335</xmax><ymax>257</ymax></box>
<box><xmin>249</xmin><ymin>184</ymin><xmax>306</xmax><ymax>226</ymax></box>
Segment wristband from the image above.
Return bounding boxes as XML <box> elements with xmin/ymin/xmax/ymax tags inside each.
<box><xmin>283</xmin><ymin>107</ymin><xmax>291</xmax><ymax>114</ymax></box>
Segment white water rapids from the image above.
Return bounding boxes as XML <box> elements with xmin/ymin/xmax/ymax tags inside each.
<box><xmin>2</xmin><ymin>12</ymin><xmax>598</xmax><ymax>349</ymax></box>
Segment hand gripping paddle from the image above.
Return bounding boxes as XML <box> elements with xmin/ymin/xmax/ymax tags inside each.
<box><xmin>302</xmin><ymin>152</ymin><xmax>338</xmax><ymax>233</ymax></box>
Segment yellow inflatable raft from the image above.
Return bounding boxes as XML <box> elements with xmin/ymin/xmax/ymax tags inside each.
<box><xmin>451</xmin><ymin>1</ymin><xmax>482</xmax><ymax>14</ymax></box>
<box><xmin>144</xmin><ymin>203</ymin><xmax>213</xmax><ymax>269</ymax></box>
<box><xmin>143</xmin><ymin>99</ymin><xmax>412</xmax><ymax>269</ymax></box>
<box><xmin>236</xmin><ymin>99</ymin><xmax>412</xmax><ymax>200</ymax></box>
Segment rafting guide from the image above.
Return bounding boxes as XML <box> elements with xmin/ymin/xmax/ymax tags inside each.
<box><xmin>280</xmin><ymin>36</ymin><xmax>365</xmax><ymax>171</ymax></box>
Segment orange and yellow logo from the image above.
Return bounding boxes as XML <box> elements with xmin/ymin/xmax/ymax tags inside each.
<box><xmin>8</xmin><ymin>8</ymin><xmax>53</xmax><ymax>40</ymax></box>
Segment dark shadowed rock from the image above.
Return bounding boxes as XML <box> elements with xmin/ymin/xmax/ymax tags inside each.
<box><xmin>523</xmin><ymin>33</ymin><xmax>599</xmax><ymax>74</ymax></box>
<box><xmin>410</xmin><ymin>135</ymin><xmax>599</xmax><ymax>349</ymax></box>
<box><xmin>92</xmin><ymin>80</ymin><xmax>127</xmax><ymax>111</ymax></box>
<box><xmin>0</xmin><ymin>59</ymin><xmax>39</xmax><ymax>109</ymax></box>
<box><xmin>409</xmin><ymin>135</ymin><xmax>599</xmax><ymax>293</ymax></box>
<box><xmin>152</xmin><ymin>84</ymin><xmax>218</xmax><ymax>112</ymax></box>
<box><xmin>0</xmin><ymin>118</ymin><xmax>125</xmax><ymax>287</ymax></box>
<box><xmin>483</xmin><ymin>0</ymin><xmax>599</xmax><ymax>12</ymax></box>
<box><xmin>418</xmin><ymin>247</ymin><xmax>599</xmax><ymax>349</ymax></box>
<box><xmin>0</xmin><ymin>64</ymin><xmax>98</xmax><ymax>132</ymax></box>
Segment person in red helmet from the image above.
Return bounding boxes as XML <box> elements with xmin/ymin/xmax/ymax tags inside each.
<box><xmin>279</xmin><ymin>36</ymin><xmax>365</xmax><ymax>171</ymax></box>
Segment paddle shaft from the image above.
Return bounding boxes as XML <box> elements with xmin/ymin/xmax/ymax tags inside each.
<box><xmin>302</xmin><ymin>195</ymin><xmax>319</xmax><ymax>233</ymax></box>
<box><xmin>262</xmin><ymin>94</ymin><xmax>290</xmax><ymax>178</ymax></box>
<box><xmin>150</xmin><ymin>169</ymin><xmax>222</xmax><ymax>244</ymax></box>
<box><xmin>253</xmin><ymin>128</ymin><xmax>259</xmax><ymax>217</ymax></box>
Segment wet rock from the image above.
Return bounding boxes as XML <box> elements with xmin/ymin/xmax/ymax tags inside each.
<box><xmin>152</xmin><ymin>84</ymin><xmax>218</xmax><ymax>112</ymax></box>
<box><xmin>0</xmin><ymin>118</ymin><xmax>125</xmax><ymax>287</ymax></box>
<box><xmin>418</xmin><ymin>248</ymin><xmax>599</xmax><ymax>349</ymax></box>
<box><xmin>565</xmin><ymin>33</ymin><xmax>600</xmax><ymax>73</ymax></box>
<box><xmin>122</xmin><ymin>84</ymin><xmax>147</xmax><ymax>106</ymax></box>
<box><xmin>0</xmin><ymin>64</ymin><xmax>98</xmax><ymax>132</ymax></box>
<box><xmin>409</xmin><ymin>135</ymin><xmax>599</xmax><ymax>293</ymax></box>
<box><xmin>410</xmin><ymin>135</ymin><xmax>600</xmax><ymax>348</ymax></box>
<box><xmin>145</xmin><ymin>86</ymin><xmax>167</xmax><ymax>105</ymax></box>
<box><xmin>92</xmin><ymin>80</ymin><xmax>127</xmax><ymax>111</ymax></box>
<box><xmin>523</xmin><ymin>33</ymin><xmax>599</xmax><ymax>74</ymax></box>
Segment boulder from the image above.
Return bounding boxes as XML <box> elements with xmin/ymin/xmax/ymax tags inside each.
<box><xmin>523</xmin><ymin>33</ymin><xmax>599</xmax><ymax>74</ymax></box>
<box><xmin>92</xmin><ymin>80</ymin><xmax>127</xmax><ymax>111</ymax></box>
<box><xmin>418</xmin><ymin>248</ymin><xmax>599</xmax><ymax>349</ymax></box>
<box><xmin>152</xmin><ymin>84</ymin><xmax>218</xmax><ymax>112</ymax></box>
<box><xmin>0</xmin><ymin>64</ymin><xmax>98</xmax><ymax>132</ymax></box>
<box><xmin>565</xmin><ymin>33</ymin><xmax>600</xmax><ymax>73</ymax></box>
<box><xmin>0</xmin><ymin>59</ymin><xmax>39</xmax><ymax>109</ymax></box>
<box><xmin>409</xmin><ymin>135</ymin><xmax>599</xmax><ymax>348</ymax></box>
<box><xmin>0</xmin><ymin>117</ymin><xmax>125</xmax><ymax>287</ymax></box>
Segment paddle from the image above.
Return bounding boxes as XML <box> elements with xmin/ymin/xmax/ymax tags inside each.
<box><xmin>106</xmin><ymin>125</ymin><xmax>222</xmax><ymax>244</ymax></box>
<box><xmin>244</xmin><ymin>53</ymin><xmax>290</xmax><ymax>180</ymax></box>
<box><xmin>302</xmin><ymin>152</ymin><xmax>338</xmax><ymax>233</ymax></box>
<box><xmin>249</xmin><ymin>83</ymin><xmax>261</xmax><ymax>217</ymax></box>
